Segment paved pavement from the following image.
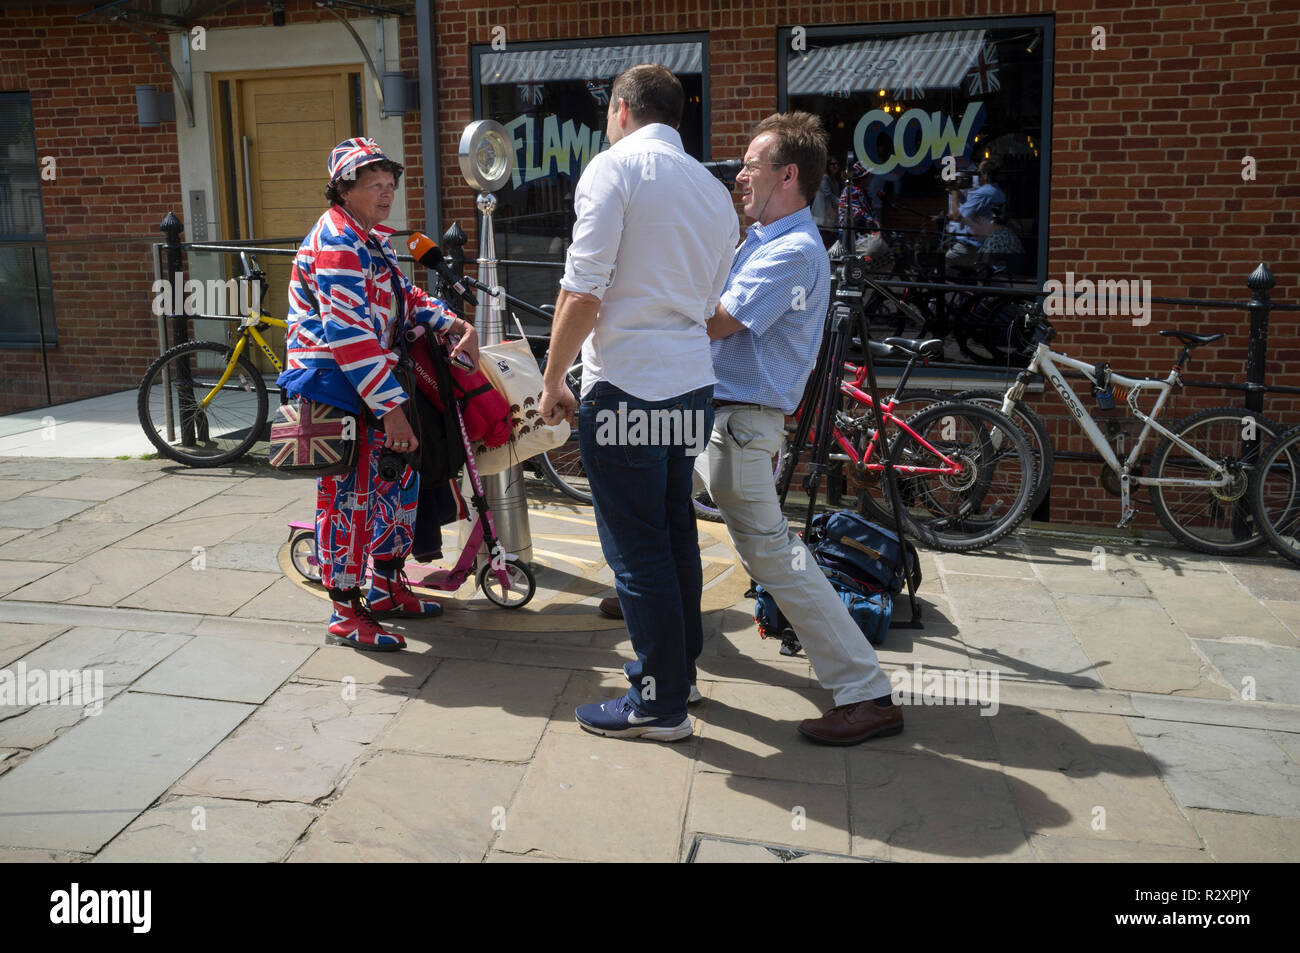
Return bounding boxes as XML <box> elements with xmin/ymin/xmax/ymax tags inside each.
<box><xmin>0</xmin><ymin>452</ymin><xmax>1298</xmax><ymax>863</ymax></box>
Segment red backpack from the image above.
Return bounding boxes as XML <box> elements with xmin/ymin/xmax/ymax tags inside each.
<box><xmin>408</xmin><ymin>333</ymin><xmax>511</xmax><ymax>449</ymax></box>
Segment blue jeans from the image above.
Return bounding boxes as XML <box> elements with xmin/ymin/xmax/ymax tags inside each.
<box><xmin>579</xmin><ymin>380</ymin><xmax>714</xmax><ymax>717</ymax></box>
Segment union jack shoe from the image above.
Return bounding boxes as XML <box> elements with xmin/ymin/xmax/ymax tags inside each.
<box><xmin>366</xmin><ymin>559</ymin><xmax>443</xmax><ymax>619</ymax></box>
<box><xmin>326</xmin><ymin>589</ymin><xmax>406</xmax><ymax>652</ymax></box>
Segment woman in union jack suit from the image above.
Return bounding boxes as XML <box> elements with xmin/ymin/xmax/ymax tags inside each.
<box><xmin>278</xmin><ymin>138</ymin><xmax>479</xmax><ymax>652</ymax></box>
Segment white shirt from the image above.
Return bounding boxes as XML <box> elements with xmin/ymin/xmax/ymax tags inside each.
<box><xmin>560</xmin><ymin>123</ymin><xmax>739</xmax><ymax>400</ymax></box>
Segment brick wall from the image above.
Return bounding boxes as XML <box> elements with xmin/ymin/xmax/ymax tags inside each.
<box><xmin>3</xmin><ymin>0</ymin><xmax>1298</xmax><ymax>531</ymax></box>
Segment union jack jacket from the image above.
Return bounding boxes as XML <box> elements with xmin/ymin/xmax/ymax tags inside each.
<box><xmin>277</xmin><ymin>205</ymin><xmax>457</xmax><ymax>417</ymax></box>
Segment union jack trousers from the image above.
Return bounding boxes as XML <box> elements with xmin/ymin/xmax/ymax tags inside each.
<box><xmin>316</xmin><ymin>424</ymin><xmax>418</xmax><ymax>590</ymax></box>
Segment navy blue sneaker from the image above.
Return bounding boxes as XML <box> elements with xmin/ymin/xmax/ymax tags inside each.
<box><xmin>574</xmin><ymin>696</ymin><xmax>692</xmax><ymax>742</ymax></box>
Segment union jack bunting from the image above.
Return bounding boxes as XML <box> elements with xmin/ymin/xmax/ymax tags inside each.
<box><xmin>897</xmin><ymin>70</ymin><xmax>927</xmax><ymax>101</ymax></box>
<box><xmin>269</xmin><ymin>399</ymin><xmax>357</xmax><ymax>476</ymax></box>
<box><xmin>517</xmin><ymin>83</ymin><xmax>544</xmax><ymax>105</ymax></box>
<box><xmin>586</xmin><ymin>80</ymin><xmax>609</xmax><ymax>106</ymax></box>
<box><xmin>966</xmin><ymin>40</ymin><xmax>1000</xmax><ymax>95</ymax></box>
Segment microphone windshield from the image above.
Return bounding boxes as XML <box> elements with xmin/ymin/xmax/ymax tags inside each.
<box><xmin>406</xmin><ymin>232</ymin><xmax>442</xmax><ymax>267</ymax></box>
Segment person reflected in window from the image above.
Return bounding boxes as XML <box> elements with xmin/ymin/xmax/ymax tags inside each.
<box><xmin>938</xmin><ymin>157</ymin><xmax>1005</xmax><ymax>274</ymax></box>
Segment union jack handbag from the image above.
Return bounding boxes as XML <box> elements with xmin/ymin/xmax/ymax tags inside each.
<box><xmin>268</xmin><ymin>398</ymin><xmax>359</xmax><ymax>477</ymax></box>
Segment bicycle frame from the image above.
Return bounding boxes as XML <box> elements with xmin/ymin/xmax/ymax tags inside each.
<box><xmin>1006</xmin><ymin>342</ymin><xmax>1231</xmax><ymax>524</ymax></box>
<box><xmin>192</xmin><ymin>313</ymin><xmax>286</xmax><ymax>409</ymax></box>
<box><xmin>795</xmin><ymin>364</ymin><xmax>964</xmax><ymax>477</ymax></box>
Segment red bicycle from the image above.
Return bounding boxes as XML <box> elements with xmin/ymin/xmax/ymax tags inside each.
<box><xmin>777</xmin><ymin>336</ymin><xmax>1037</xmax><ymax>552</ymax></box>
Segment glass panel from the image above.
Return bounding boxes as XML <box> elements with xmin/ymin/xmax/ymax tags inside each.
<box><xmin>475</xmin><ymin>38</ymin><xmax>707</xmax><ymax>333</ymax></box>
<box><xmin>786</xmin><ymin>21</ymin><xmax>1048</xmax><ymax>368</ymax></box>
<box><xmin>0</xmin><ymin>92</ymin><xmax>55</xmax><ymax>346</ymax></box>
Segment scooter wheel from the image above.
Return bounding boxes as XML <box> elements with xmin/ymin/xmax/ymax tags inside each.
<box><xmin>478</xmin><ymin>555</ymin><xmax>536</xmax><ymax>609</ymax></box>
<box><xmin>289</xmin><ymin>529</ymin><xmax>321</xmax><ymax>583</ymax></box>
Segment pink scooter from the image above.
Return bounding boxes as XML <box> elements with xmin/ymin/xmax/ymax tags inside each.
<box><xmin>285</xmin><ymin>328</ymin><xmax>536</xmax><ymax>609</ymax></box>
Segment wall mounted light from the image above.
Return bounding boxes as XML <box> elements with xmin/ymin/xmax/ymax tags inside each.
<box><xmin>136</xmin><ymin>85</ymin><xmax>175</xmax><ymax>128</ymax></box>
<box><xmin>381</xmin><ymin>72</ymin><xmax>419</xmax><ymax>117</ymax></box>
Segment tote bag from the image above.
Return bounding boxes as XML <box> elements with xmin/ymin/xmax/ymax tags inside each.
<box><xmin>472</xmin><ymin>314</ymin><xmax>570</xmax><ymax>476</ymax></box>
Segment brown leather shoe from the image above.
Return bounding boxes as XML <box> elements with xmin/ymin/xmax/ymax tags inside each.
<box><xmin>798</xmin><ymin>700</ymin><xmax>903</xmax><ymax>746</ymax></box>
<box><xmin>598</xmin><ymin>596</ymin><xmax>624</xmax><ymax>619</ymax></box>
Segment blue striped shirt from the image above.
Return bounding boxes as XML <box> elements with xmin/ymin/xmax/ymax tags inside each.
<box><xmin>712</xmin><ymin>205</ymin><xmax>830</xmax><ymax>414</ymax></box>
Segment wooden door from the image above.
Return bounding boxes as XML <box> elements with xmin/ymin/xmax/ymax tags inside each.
<box><xmin>214</xmin><ymin>68</ymin><xmax>360</xmax><ymax>371</ymax></box>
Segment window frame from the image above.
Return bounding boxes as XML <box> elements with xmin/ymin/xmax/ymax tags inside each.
<box><xmin>0</xmin><ymin>90</ymin><xmax>56</xmax><ymax>349</ymax></box>
<box><xmin>776</xmin><ymin>15</ymin><xmax>1055</xmax><ymax>288</ymax></box>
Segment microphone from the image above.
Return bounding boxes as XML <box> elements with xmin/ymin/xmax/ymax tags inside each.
<box><xmin>406</xmin><ymin>232</ymin><xmax>489</xmax><ymax>300</ymax></box>
<box><xmin>702</xmin><ymin>159</ymin><xmax>743</xmax><ymax>187</ymax></box>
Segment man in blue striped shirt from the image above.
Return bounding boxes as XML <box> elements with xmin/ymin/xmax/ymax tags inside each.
<box><xmin>698</xmin><ymin>112</ymin><xmax>904</xmax><ymax>746</ymax></box>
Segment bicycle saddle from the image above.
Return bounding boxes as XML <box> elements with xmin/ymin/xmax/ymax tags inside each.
<box><xmin>1159</xmin><ymin>330</ymin><xmax>1224</xmax><ymax>347</ymax></box>
<box><xmin>882</xmin><ymin>337</ymin><xmax>944</xmax><ymax>358</ymax></box>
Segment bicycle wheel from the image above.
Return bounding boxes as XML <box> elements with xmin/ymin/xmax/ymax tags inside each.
<box><xmin>867</xmin><ymin>401</ymin><xmax>1036</xmax><ymax>551</ymax></box>
<box><xmin>535</xmin><ymin>353</ymin><xmax>591</xmax><ymax>503</ymax></box>
<box><xmin>1148</xmin><ymin>407</ymin><xmax>1283</xmax><ymax>555</ymax></box>
<box><xmin>1251</xmin><ymin>424</ymin><xmax>1300</xmax><ymax>567</ymax></box>
<box><xmin>954</xmin><ymin>389</ymin><xmax>1054</xmax><ymax>517</ymax></box>
<box><xmin>137</xmin><ymin>340</ymin><xmax>269</xmax><ymax>467</ymax></box>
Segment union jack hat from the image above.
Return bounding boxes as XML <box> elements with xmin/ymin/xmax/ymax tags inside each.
<box><xmin>328</xmin><ymin>137</ymin><xmax>390</xmax><ymax>184</ymax></box>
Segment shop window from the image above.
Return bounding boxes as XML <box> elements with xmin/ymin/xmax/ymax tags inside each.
<box><xmin>0</xmin><ymin>92</ymin><xmax>55</xmax><ymax>347</ymax></box>
<box><xmin>472</xmin><ymin>34</ymin><xmax>709</xmax><ymax>320</ymax></box>
<box><xmin>781</xmin><ymin>18</ymin><xmax>1052</xmax><ymax>369</ymax></box>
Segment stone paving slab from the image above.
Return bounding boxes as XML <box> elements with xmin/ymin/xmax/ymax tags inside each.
<box><xmin>1127</xmin><ymin>718</ymin><xmax>1300</xmax><ymax>817</ymax></box>
<box><xmin>1138</xmin><ymin>567</ymin><xmax>1299</xmax><ymax>646</ymax></box>
<box><xmin>1057</xmin><ymin>594</ymin><xmax>1230</xmax><ymax>697</ymax></box>
<box><xmin>112</xmin><ymin>514</ymin><xmax>262</xmax><ymax>552</ymax></box>
<box><xmin>201</xmin><ymin>541</ymin><xmax>283</xmax><ymax>573</ymax></box>
<box><xmin>8</xmin><ymin>548</ymin><xmax>190</xmax><ymax>606</ymax></box>
<box><xmin>1191</xmin><ymin>639</ymin><xmax>1300</xmax><ymax>706</ymax></box>
<box><xmin>94</xmin><ymin>797</ymin><xmax>319</xmax><ymax>863</ymax></box>
<box><xmin>289</xmin><ymin>752</ymin><xmax>524</xmax><ymax>863</ymax></box>
<box><xmin>120</xmin><ymin>566</ymin><xmax>281</xmax><ymax>616</ymax></box>
<box><xmin>696</xmin><ymin>682</ymin><xmax>844</xmax><ymax>786</ymax></box>
<box><xmin>1027</xmin><ymin>835</ymin><xmax>1210</xmax><ymax>862</ymax></box>
<box><xmin>171</xmin><ymin>682</ymin><xmax>403</xmax><ymax>803</ymax></box>
<box><xmin>1184</xmin><ymin>808</ymin><xmax>1300</xmax><ymax>863</ymax></box>
<box><xmin>942</xmin><ymin>572</ymin><xmax>1066</xmax><ymax>626</ymax></box>
<box><xmin>988</xmin><ymin>709</ymin><xmax>1203</xmax><ymax>848</ymax></box>
<box><xmin>381</xmin><ymin>659</ymin><xmax>568</xmax><ymax>762</ymax></box>
<box><xmin>0</xmin><ymin>692</ymin><xmax>254</xmax><ymax>852</ymax></box>
<box><xmin>233</xmin><ymin>577</ymin><xmax>329</xmax><ymax>623</ymax></box>
<box><xmin>1127</xmin><ymin>692</ymin><xmax>1300</xmax><ymax>733</ymax></box>
<box><xmin>848</xmin><ymin>751</ymin><xmax>1034</xmax><ymax>862</ymax></box>
<box><xmin>0</xmin><ymin>627</ymin><xmax>191</xmax><ymax>749</ymax></box>
<box><xmin>132</xmin><ymin>637</ymin><xmax>313</xmax><ymax>704</ymax></box>
<box><xmin>956</xmin><ymin>618</ymin><xmax>1102</xmax><ymax>687</ymax></box>
<box><xmin>1223</xmin><ymin>561</ymin><xmax>1300</xmax><ymax>602</ymax></box>
<box><xmin>1263</xmin><ymin>600</ymin><xmax>1300</xmax><ymax>640</ymax></box>
<box><xmin>493</xmin><ymin>728</ymin><xmax>694</xmax><ymax>862</ymax></box>
<box><xmin>0</xmin><ymin>521</ymin><xmax>151</xmax><ymax>564</ymax></box>
<box><xmin>30</xmin><ymin>478</ymin><xmax>147</xmax><ymax>501</ymax></box>
<box><xmin>293</xmin><ymin>646</ymin><xmax>440</xmax><ymax>692</ymax></box>
<box><xmin>0</xmin><ymin>459</ymin><xmax>102</xmax><ymax>481</ymax></box>
<box><xmin>0</xmin><ymin>481</ymin><xmax>54</xmax><ymax>502</ymax></box>
<box><xmin>688</xmin><ymin>771</ymin><xmax>851</xmax><ymax>857</ymax></box>
<box><xmin>0</xmin><ymin>561</ymin><xmax>66</xmax><ymax>599</ymax></box>
<box><xmin>69</xmin><ymin>475</ymin><xmax>231</xmax><ymax>525</ymax></box>
<box><xmin>0</xmin><ymin>622</ymin><xmax>68</xmax><ymax>668</ymax></box>
<box><xmin>0</xmin><ymin>497</ymin><xmax>96</xmax><ymax>531</ymax></box>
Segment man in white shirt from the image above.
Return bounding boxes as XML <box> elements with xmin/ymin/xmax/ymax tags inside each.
<box><xmin>540</xmin><ymin>64</ymin><xmax>738</xmax><ymax>742</ymax></box>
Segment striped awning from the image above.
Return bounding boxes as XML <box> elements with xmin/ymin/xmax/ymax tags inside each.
<box><xmin>787</xmin><ymin>30</ymin><xmax>986</xmax><ymax>97</ymax></box>
<box><xmin>479</xmin><ymin>41</ymin><xmax>704</xmax><ymax>85</ymax></box>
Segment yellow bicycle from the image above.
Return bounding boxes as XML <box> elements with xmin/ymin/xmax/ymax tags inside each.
<box><xmin>137</xmin><ymin>254</ymin><xmax>286</xmax><ymax>467</ymax></box>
